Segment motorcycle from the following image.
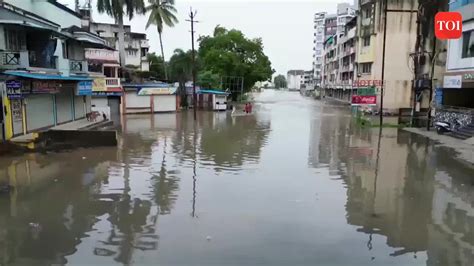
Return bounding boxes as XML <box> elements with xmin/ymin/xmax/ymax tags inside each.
<box><xmin>434</xmin><ymin>119</ymin><xmax>460</xmax><ymax>135</ymax></box>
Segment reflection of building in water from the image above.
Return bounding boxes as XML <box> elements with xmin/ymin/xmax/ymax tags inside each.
<box><xmin>308</xmin><ymin>117</ymin><xmax>321</xmax><ymax>168</ymax></box>
<box><xmin>171</xmin><ymin>111</ymin><xmax>271</xmax><ymax>171</ymax></box>
<box><xmin>344</xmin><ymin>129</ymin><xmax>434</xmax><ymax>255</ymax></box>
<box><xmin>342</xmin><ymin>128</ymin><xmax>474</xmax><ymax>264</ymax></box>
<box><xmin>0</xmin><ymin>149</ymin><xmax>117</xmax><ymax>264</ymax></box>
<box><xmin>315</xmin><ymin>106</ymin><xmax>352</xmax><ymax>174</ymax></box>
<box><xmin>427</xmin><ymin>168</ymin><xmax>474</xmax><ymax>266</ymax></box>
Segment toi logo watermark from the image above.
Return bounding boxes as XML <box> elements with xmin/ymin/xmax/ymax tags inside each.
<box><xmin>435</xmin><ymin>12</ymin><xmax>462</xmax><ymax>40</ymax></box>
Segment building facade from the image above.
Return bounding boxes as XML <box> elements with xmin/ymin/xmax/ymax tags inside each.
<box><xmin>89</xmin><ymin>22</ymin><xmax>150</xmax><ymax>72</ymax></box>
<box><xmin>313</xmin><ymin>12</ymin><xmax>327</xmax><ymax>87</ymax></box>
<box><xmin>0</xmin><ymin>0</ymin><xmax>107</xmax><ymax>140</ymax></box>
<box><xmin>287</xmin><ymin>70</ymin><xmax>305</xmax><ymax>91</ymax></box>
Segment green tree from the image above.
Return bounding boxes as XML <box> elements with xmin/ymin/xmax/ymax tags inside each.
<box><xmin>198</xmin><ymin>25</ymin><xmax>274</xmax><ymax>99</ymax></box>
<box><xmin>274</xmin><ymin>74</ymin><xmax>287</xmax><ymax>89</ymax></box>
<box><xmin>147</xmin><ymin>52</ymin><xmax>165</xmax><ymax>80</ymax></box>
<box><xmin>197</xmin><ymin>70</ymin><xmax>220</xmax><ymax>89</ymax></box>
<box><xmin>168</xmin><ymin>49</ymin><xmax>193</xmax><ymax>104</ymax></box>
<box><xmin>146</xmin><ymin>0</ymin><xmax>179</xmax><ymax>80</ymax></box>
<box><xmin>97</xmin><ymin>0</ymin><xmax>145</xmax><ymax>67</ymax></box>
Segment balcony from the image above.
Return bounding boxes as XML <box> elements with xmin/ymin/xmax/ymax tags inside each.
<box><xmin>69</xmin><ymin>59</ymin><xmax>88</xmax><ymax>73</ymax></box>
<box><xmin>105</xmin><ymin>77</ymin><xmax>121</xmax><ymax>88</ymax></box>
<box><xmin>0</xmin><ymin>51</ymin><xmax>29</xmax><ymax>69</ymax></box>
<box><xmin>140</xmin><ymin>39</ymin><xmax>150</xmax><ymax>48</ymax></box>
<box><xmin>28</xmin><ymin>51</ymin><xmax>56</xmax><ymax>69</ymax></box>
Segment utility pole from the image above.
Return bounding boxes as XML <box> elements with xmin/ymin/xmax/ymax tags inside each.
<box><xmin>187</xmin><ymin>8</ymin><xmax>198</xmax><ymax>121</ymax></box>
<box><xmin>380</xmin><ymin>0</ymin><xmax>388</xmax><ymax>126</ymax></box>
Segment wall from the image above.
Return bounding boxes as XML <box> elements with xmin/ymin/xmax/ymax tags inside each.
<box><xmin>4</xmin><ymin>0</ymin><xmax>82</xmax><ymax>28</ymax></box>
<box><xmin>446</xmin><ymin>20</ymin><xmax>474</xmax><ymax>72</ymax></box>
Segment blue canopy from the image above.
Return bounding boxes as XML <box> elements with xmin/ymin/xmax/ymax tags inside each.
<box><xmin>3</xmin><ymin>71</ymin><xmax>92</xmax><ymax>81</ymax></box>
<box><xmin>198</xmin><ymin>89</ymin><xmax>230</xmax><ymax>95</ymax></box>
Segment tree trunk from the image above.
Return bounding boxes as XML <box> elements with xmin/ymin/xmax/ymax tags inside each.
<box><xmin>158</xmin><ymin>31</ymin><xmax>168</xmax><ymax>80</ymax></box>
<box><xmin>117</xmin><ymin>16</ymin><xmax>126</xmax><ymax>68</ymax></box>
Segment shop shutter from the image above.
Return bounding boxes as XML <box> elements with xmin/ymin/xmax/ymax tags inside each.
<box><xmin>56</xmin><ymin>87</ymin><xmax>73</xmax><ymax>124</ymax></box>
<box><xmin>153</xmin><ymin>95</ymin><xmax>176</xmax><ymax>112</ymax></box>
<box><xmin>26</xmin><ymin>94</ymin><xmax>54</xmax><ymax>131</ymax></box>
<box><xmin>126</xmin><ymin>91</ymin><xmax>150</xmax><ymax>108</ymax></box>
<box><xmin>74</xmin><ymin>95</ymin><xmax>85</xmax><ymax>119</ymax></box>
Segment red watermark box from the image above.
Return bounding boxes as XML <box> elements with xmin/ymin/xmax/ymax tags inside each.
<box><xmin>435</xmin><ymin>12</ymin><xmax>462</xmax><ymax>40</ymax></box>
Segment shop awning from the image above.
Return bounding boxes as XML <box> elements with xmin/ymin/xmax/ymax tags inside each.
<box><xmin>198</xmin><ymin>89</ymin><xmax>230</xmax><ymax>95</ymax></box>
<box><xmin>3</xmin><ymin>71</ymin><xmax>92</xmax><ymax>81</ymax></box>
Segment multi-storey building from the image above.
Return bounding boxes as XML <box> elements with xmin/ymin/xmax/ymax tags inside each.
<box><xmin>355</xmin><ymin>0</ymin><xmax>420</xmax><ymax>112</ymax></box>
<box><xmin>89</xmin><ymin>22</ymin><xmax>150</xmax><ymax>72</ymax></box>
<box><xmin>287</xmin><ymin>70</ymin><xmax>305</xmax><ymax>91</ymax></box>
<box><xmin>313</xmin><ymin>12</ymin><xmax>327</xmax><ymax>87</ymax></box>
<box><xmin>0</xmin><ymin>0</ymin><xmax>109</xmax><ymax>140</ymax></box>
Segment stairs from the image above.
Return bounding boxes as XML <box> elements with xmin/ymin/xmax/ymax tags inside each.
<box><xmin>448</xmin><ymin>122</ymin><xmax>474</xmax><ymax>140</ymax></box>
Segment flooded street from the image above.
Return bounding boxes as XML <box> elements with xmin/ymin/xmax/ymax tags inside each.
<box><xmin>0</xmin><ymin>90</ymin><xmax>473</xmax><ymax>265</ymax></box>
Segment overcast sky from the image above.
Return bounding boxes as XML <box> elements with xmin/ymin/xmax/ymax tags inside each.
<box><xmin>58</xmin><ymin>0</ymin><xmax>353</xmax><ymax>77</ymax></box>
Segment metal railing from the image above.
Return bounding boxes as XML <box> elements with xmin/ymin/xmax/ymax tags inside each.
<box><xmin>105</xmin><ymin>77</ymin><xmax>120</xmax><ymax>87</ymax></box>
<box><xmin>69</xmin><ymin>60</ymin><xmax>84</xmax><ymax>72</ymax></box>
<box><xmin>1</xmin><ymin>51</ymin><xmax>20</xmax><ymax>66</ymax></box>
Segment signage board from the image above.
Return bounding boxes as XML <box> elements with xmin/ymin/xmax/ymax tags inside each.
<box><xmin>85</xmin><ymin>48</ymin><xmax>119</xmax><ymax>62</ymax></box>
<box><xmin>443</xmin><ymin>75</ymin><xmax>462</xmax><ymax>88</ymax></box>
<box><xmin>6</xmin><ymin>80</ymin><xmax>23</xmax><ymax>99</ymax></box>
<box><xmin>352</xmin><ymin>80</ymin><xmax>383</xmax><ymax>88</ymax></box>
<box><xmin>138</xmin><ymin>87</ymin><xmax>177</xmax><ymax>96</ymax></box>
<box><xmin>76</xmin><ymin>81</ymin><xmax>93</xmax><ymax>96</ymax></box>
<box><xmin>32</xmin><ymin>81</ymin><xmax>59</xmax><ymax>94</ymax></box>
<box><xmin>92</xmin><ymin>91</ymin><xmax>122</xmax><ymax>96</ymax></box>
<box><xmin>351</xmin><ymin>95</ymin><xmax>377</xmax><ymax>106</ymax></box>
<box><xmin>92</xmin><ymin>78</ymin><xmax>107</xmax><ymax>92</ymax></box>
<box><xmin>357</xmin><ymin>87</ymin><xmax>376</xmax><ymax>96</ymax></box>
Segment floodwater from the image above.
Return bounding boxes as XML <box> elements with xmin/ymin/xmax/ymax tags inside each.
<box><xmin>0</xmin><ymin>90</ymin><xmax>473</xmax><ymax>266</ymax></box>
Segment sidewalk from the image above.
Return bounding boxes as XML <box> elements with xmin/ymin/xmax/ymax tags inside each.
<box><xmin>10</xmin><ymin>119</ymin><xmax>104</xmax><ymax>144</ymax></box>
<box><xmin>403</xmin><ymin>127</ymin><xmax>474</xmax><ymax>168</ymax></box>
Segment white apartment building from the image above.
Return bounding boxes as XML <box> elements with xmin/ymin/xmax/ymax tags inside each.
<box><xmin>88</xmin><ymin>22</ymin><xmax>150</xmax><ymax>72</ymax></box>
<box><xmin>287</xmin><ymin>70</ymin><xmax>305</xmax><ymax>91</ymax></box>
<box><xmin>313</xmin><ymin>12</ymin><xmax>327</xmax><ymax>87</ymax></box>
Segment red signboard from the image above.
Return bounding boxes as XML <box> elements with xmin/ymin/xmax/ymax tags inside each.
<box><xmin>351</xmin><ymin>95</ymin><xmax>377</xmax><ymax>106</ymax></box>
<box><xmin>352</xmin><ymin>80</ymin><xmax>383</xmax><ymax>88</ymax></box>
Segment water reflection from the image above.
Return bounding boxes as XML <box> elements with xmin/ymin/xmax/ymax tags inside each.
<box><xmin>0</xmin><ymin>91</ymin><xmax>472</xmax><ymax>265</ymax></box>
<box><xmin>310</xmin><ymin>104</ymin><xmax>474</xmax><ymax>265</ymax></box>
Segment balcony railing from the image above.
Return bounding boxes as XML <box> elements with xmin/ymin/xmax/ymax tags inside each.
<box><xmin>105</xmin><ymin>77</ymin><xmax>121</xmax><ymax>87</ymax></box>
<box><xmin>0</xmin><ymin>51</ymin><xmax>29</xmax><ymax>69</ymax></box>
<box><xmin>69</xmin><ymin>59</ymin><xmax>86</xmax><ymax>72</ymax></box>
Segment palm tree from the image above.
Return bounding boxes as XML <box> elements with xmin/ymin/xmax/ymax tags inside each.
<box><xmin>146</xmin><ymin>0</ymin><xmax>178</xmax><ymax>80</ymax></box>
<box><xmin>97</xmin><ymin>0</ymin><xmax>146</xmax><ymax>67</ymax></box>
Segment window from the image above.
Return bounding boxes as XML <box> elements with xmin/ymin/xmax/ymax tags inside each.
<box><xmin>363</xmin><ymin>8</ymin><xmax>371</xmax><ymax>19</ymax></box>
<box><xmin>360</xmin><ymin>63</ymin><xmax>372</xmax><ymax>74</ymax></box>
<box><xmin>5</xmin><ymin>29</ymin><xmax>23</xmax><ymax>51</ymax></box>
<box><xmin>462</xmin><ymin>30</ymin><xmax>473</xmax><ymax>58</ymax></box>
<box><xmin>363</xmin><ymin>36</ymin><xmax>370</xmax><ymax>47</ymax></box>
<box><xmin>127</xmin><ymin>50</ymin><xmax>137</xmax><ymax>56</ymax></box>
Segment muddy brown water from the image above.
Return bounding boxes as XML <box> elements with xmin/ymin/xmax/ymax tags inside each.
<box><xmin>0</xmin><ymin>90</ymin><xmax>473</xmax><ymax>265</ymax></box>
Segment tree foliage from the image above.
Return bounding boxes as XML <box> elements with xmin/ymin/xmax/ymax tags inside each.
<box><xmin>97</xmin><ymin>0</ymin><xmax>145</xmax><ymax>20</ymax></box>
<box><xmin>274</xmin><ymin>74</ymin><xmax>287</xmax><ymax>89</ymax></box>
<box><xmin>197</xmin><ymin>26</ymin><xmax>274</xmax><ymax>95</ymax></box>
<box><xmin>147</xmin><ymin>52</ymin><xmax>165</xmax><ymax>80</ymax></box>
<box><xmin>145</xmin><ymin>0</ymin><xmax>179</xmax><ymax>79</ymax></box>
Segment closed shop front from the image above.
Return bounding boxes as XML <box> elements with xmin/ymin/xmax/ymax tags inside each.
<box><xmin>74</xmin><ymin>96</ymin><xmax>85</xmax><ymax>119</ymax></box>
<box><xmin>56</xmin><ymin>86</ymin><xmax>73</xmax><ymax>124</ymax></box>
<box><xmin>125</xmin><ymin>90</ymin><xmax>150</xmax><ymax>113</ymax></box>
<box><xmin>153</xmin><ymin>95</ymin><xmax>176</xmax><ymax>112</ymax></box>
<box><xmin>26</xmin><ymin>94</ymin><xmax>54</xmax><ymax>132</ymax></box>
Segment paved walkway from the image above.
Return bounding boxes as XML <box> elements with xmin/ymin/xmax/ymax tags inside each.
<box><xmin>10</xmin><ymin>119</ymin><xmax>103</xmax><ymax>143</ymax></box>
<box><xmin>403</xmin><ymin>127</ymin><xmax>474</xmax><ymax>168</ymax></box>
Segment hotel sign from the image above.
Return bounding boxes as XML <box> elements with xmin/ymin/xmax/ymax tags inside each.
<box><xmin>92</xmin><ymin>78</ymin><xmax>107</xmax><ymax>92</ymax></box>
<box><xmin>353</xmin><ymin>80</ymin><xmax>383</xmax><ymax>88</ymax></box>
<box><xmin>32</xmin><ymin>81</ymin><xmax>59</xmax><ymax>94</ymax></box>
